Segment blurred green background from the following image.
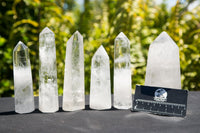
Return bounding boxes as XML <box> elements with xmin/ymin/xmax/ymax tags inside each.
<box><xmin>0</xmin><ymin>0</ymin><xmax>200</xmax><ymax>97</ymax></box>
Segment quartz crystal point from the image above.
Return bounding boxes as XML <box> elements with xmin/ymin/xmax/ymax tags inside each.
<box><xmin>145</xmin><ymin>31</ymin><xmax>181</xmax><ymax>89</ymax></box>
<box><xmin>39</xmin><ymin>27</ymin><xmax>59</xmax><ymax>113</ymax></box>
<box><xmin>90</xmin><ymin>45</ymin><xmax>111</xmax><ymax>110</ymax></box>
<box><xmin>63</xmin><ymin>31</ymin><xmax>85</xmax><ymax>111</ymax></box>
<box><xmin>114</xmin><ymin>32</ymin><xmax>132</xmax><ymax>109</ymax></box>
<box><xmin>13</xmin><ymin>41</ymin><xmax>35</xmax><ymax>114</ymax></box>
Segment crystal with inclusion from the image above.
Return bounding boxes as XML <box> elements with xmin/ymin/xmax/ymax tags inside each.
<box><xmin>13</xmin><ymin>41</ymin><xmax>35</xmax><ymax>114</ymax></box>
<box><xmin>90</xmin><ymin>45</ymin><xmax>111</xmax><ymax>110</ymax></box>
<box><xmin>63</xmin><ymin>31</ymin><xmax>85</xmax><ymax>111</ymax></box>
<box><xmin>145</xmin><ymin>31</ymin><xmax>181</xmax><ymax>89</ymax></box>
<box><xmin>39</xmin><ymin>27</ymin><xmax>58</xmax><ymax>113</ymax></box>
<box><xmin>114</xmin><ymin>32</ymin><xmax>132</xmax><ymax>109</ymax></box>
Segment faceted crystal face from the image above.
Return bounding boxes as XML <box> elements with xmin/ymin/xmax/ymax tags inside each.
<box><xmin>63</xmin><ymin>31</ymin><xmax>85</xmax><ymax>111</ymax></box>
<box><xmin>13</xmin><ymin>41</ymin><xmax>29</xmax><ymax>67</ymax></box>
<box><xmin>90</xmin><ymin>45</ymin><xmax>111</xmax><ymax>110</ymax></box>
<box><xmin>72</xmin><ymin>32</ymin><xmax>80</xmax><ymax>78</ymax></box>
<box><xmin>39</xmin><ymin>27</ymin><xmax>58</xmax><ymax>113</ymax></box>
<box><xmin>145</xmin><ymin>31</ymin><xmax>181</xmax><ymax>89</ymax></box>
<box><xmin>13</xmin><ymin>41</ymin><xmax>35</xmax><ymax>114</ymax></box>
<box><xmin>114</xmin><ymin>32</ymin><xmax>132</xmax><ymax>109</ymax></box>
<box><xmin>114</xmin><ymin>32</ymin><xmax>130</xmax><ymax>69</ymax></box>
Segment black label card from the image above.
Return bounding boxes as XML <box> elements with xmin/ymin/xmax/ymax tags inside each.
<box><xmin>132</xmin><ymin>85</ymin><xmax>188</xmax><ymax>117</ymax></box>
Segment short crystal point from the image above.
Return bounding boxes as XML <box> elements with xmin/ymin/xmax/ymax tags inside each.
<box><xmin>153</xmin><ymin>31</ymin><xmax>178</xmax><ymax>48</ymax></box>
<box><xmin>116</xmin><ymin>32</ymin><xmax>129</xmax><ymax>42</ymax></box>
<box><xmin>90</xmin><ymin>45</ymin><xmax>111</xmax><ymax>110</ymax></box>
<box><xmin>39</xmin><ymin>27</ymin><xmax>59</xmax><ymax>113</ymax></box>
<box><xmin>14</xmin><ymin>41</ymin><xmax>28</xmax><ymax>51</ymax></box>
<box><xmin>13</xmin><ymin>41</ymin><xmax>35</xmax><ymax>114</ymax></box>
<box><xmin>39</xmin><ymin>27</ymin><xmax>53</xmax><ymax>36</ymax></box>
<box><xmin>74</xmin><ymin>30</ymin><xmax>81</xmax><ymax>35</ymax></box>
<box><xmin>63</xmin><ymin>31</ymin><xmax>85</xmax><ymax>111</ymax></box>
<box><xmin>114</xmin><ymin>32</ymin><xmax>132</xmax><ymax>109</ymax></box>
<box><xmin>93</xmin><ymin>45</ymin><xmax>108</xmax><ymax>58</ymax></box>
<box><xmin>145</xmin><ymin>31</ymin><xmax>181</xmax><ymax>89</ymax></box>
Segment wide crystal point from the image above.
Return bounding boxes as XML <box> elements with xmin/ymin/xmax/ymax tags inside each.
<box><xmin>74</xmin><ymin>30</ymin><xmax>81</xmax><ymax>36</ymax></box>
<box><xmin>114</xmin><ymin>32</ymin><xmax>132</xmax><ymax>109</ymax></box>
<box><xmin>13</xmin><ymin>41</ymin><xmax>35</xmax><ymax>114</ymax></box>
<box><xmin>116</xmin><ymin>32</ymin><xmax>129</xmax><ymax>42</ymax></box>
<box><xmin>90</xmin><ymin>45</ymin><xmax>111</xmax><ymax>110</ymax></box>
<box><xmin>145</xmin><ymin>31</ymin><xmax>181</xmax><ymax>89</ymax></box>
<box><xmin>93</xmin><ymin>45</ymin><xmax>109</xmax><ymax>58</ymax></box>
<box><xmin>63</xmin><ymin>31</ymin><xmax>85</xmax><ymax>111</ymax></box>
<box><xmin>39</xmin><ymin>27</ymin><xmax>58</xmax><ymax>113</ymax></box>
<box><xmin>39</xmin><ymin>27</ymin><xmax>54</xmax><ymax>36</ymax></box>
<box><xmin>14</xmin><ymin>41</ymin><xmax>28</xmax><ymax>51</ymax></box>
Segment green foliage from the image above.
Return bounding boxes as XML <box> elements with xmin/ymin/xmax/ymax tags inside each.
<box><xmin>0</xmin><ymin>0</ymin><xmax>200</xmax><ymax>97</ymax></box>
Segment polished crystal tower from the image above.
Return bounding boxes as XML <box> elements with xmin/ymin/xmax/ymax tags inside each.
<box><xmin>39</xmin><ymin>27</ymin><xmax>59</xmax><ymax>113</ymax></box>
<box><xmin>13</xmin><ymin>41</ymin><xmax>35</xmax><ymax>114</ymax></box>
<box><xmin>114</xmin><ymin>32</ymin><xmax>132</xmax><ymax>109</ymax></box>
<box><xmin>63</xmin><ymin>31</ymin><xmax>85</xmax><ymax>111</ymax></box>
<box><xmin>145</xmin><ymin>31</ymin><xmax>181</xmax><ymax>89</ymax></box>
<box><xmin>90</xmin><ymin>45</ymin><xmax>111</xmax><ymax>110</ymax></box>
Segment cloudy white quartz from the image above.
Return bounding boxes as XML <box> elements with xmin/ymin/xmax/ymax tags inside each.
<box><xmin>90</xmin><ymin>45</ymin><xmax>111</xmax><ymax>110</ymax></box>
<box><xmin>114</xmin><ymin>32</ymin><xmax>132</xmax><ymax>109</ymax></box>
<box><xmin>145</xmin><ymin>31</ymin><xmax>181</xmax><ymax>89</ymax></box>
<box><xmin>63</xmin><ymin>31</ymin><xmax>85</xmax><ymax>111</ymax></box>
<box><xmin>13</xmin><ymin>41</ymin><xmax>35</xmax><ymax>114</ymax></box>
<box><xmin>39</xmin><ymin>27</ymin><xmax>59</xmax><ymax>113</ymax></box>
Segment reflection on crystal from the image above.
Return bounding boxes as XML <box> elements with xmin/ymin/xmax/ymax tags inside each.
<box><xmin>114</xmin><ymin>32</ymin><xmax>132</xmax><ymax>109</ymax></box>
<box><xmin>145</xmin><ymin>31</ymin><xmax>181</xmax><ymax>89</ymax></box>
<box><xmin>63</xmin><ymin>31</ymin><xmax>85</xmax><ymax>111</ymax></box>
<box><xmin>13</xmin><ymin>41</ymin><xmax>35</xmax><ymax>114</ymax></box>
<box><xmin>90</xmin><ymin>45</ymin><xmax>111</xmax><ymax>110</ymax></box>
<box><xmin>39</xmin><ymin>27</ymin><xmax>59</xmax><ymax>113</ymax></box>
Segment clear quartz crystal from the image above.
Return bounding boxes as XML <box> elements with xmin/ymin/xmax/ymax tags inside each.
<box><xmin>39</xmin><ymin>27</ymin><xmax>59</xmax><ymax>113</ymax></box>
<box><xmin>90</xmin><ymin>45</ymin><xmax>111</xmax><ymax>110</ymax></box>
<box><xmin>114</xmin><ymin>32</ymin><xmax>132</xmax><ymax>109</ymax></box>
<box><xmin>63</xmin><ymin>31</ymin><xmax>85</xmax><ymax>111</ymax></box>
<box><xmin>13</xmin><ymin>41</ymin><xmax>35</xmax><ymax>114</ymax></box>
<box><xmin>145</xmin><ymin>31</ymin><xmax>181</xmax><ymax>89</ymax></box>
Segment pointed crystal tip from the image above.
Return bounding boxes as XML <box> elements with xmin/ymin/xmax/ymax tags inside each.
<box><xmin>154</xmin><ymin>31</ymin><xmax>177</xmax><ymax>47</ymax></box>
<box><xmin>93</xmin><ymin>45</ymin><xmax>109</xmax><ymax>58</ymax></box>
<box><xmin>14</xmin><ymin>41</ymin><xmax>28</xmax><ymax>52</ymax></box>
<box><xmin>115</xmin><ymin>32</ymin><xmax>129</xmax><ymax>42</ymax></box>
<box><xmin>73</xmin><ymin>31</ymin><xmax>80</xmax><ymax>40</ymax></box>
<box><xmin>116</xmin><ymin>32</ymin><xmax>127</xmax><ymax>38</ymax></box>
<box><xmin>158</xmin><ymin>31</ymin><xmax>171</xmax><ymax>38</ymax></box>
<box><xmin>74</xmin><ymin>30</ymin><xmax>81</xmax><ymax>35</ymax></box>
<box><xmin>72</xmin><ymin>30</ymin><xmax>82</xmax><ymax>42</ymax></box>
<box><xmin>39</xmin><ymin>27</ymin><xmax>53</xmax><ymax>36</ymax></box>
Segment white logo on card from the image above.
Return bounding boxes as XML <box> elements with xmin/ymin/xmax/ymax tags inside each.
<box><xmin>154</xmin><ymin>88</ymin><xmax>167</xmax><ymax>102</ymax></box>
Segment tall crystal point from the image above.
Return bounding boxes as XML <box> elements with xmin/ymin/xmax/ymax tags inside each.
<box><xmin>90</xmin><ymin>45</ymin><xmax>111</xmax><ymax>110</ymax></box>
<box><xmin>13</xmin><ymin>41</ymin><xmax>35</xmax><ymax>114</ymax></box>
<box><xmin>39</xmin><ymin>27</ymin><xmax>58</xmax><ymax>113</ymax></box>
<box><xmin>63</xmin><ymin>31</ymin><xmax>85</xmax><ymax>111</ymax></box>
<box><xmin>114</xmin><ymin>32</ymin><xmax>132</xmax><ymax>109</ymax></box>
<box><xmin>145</xmin><ymin>31</ymin><xmax>181</xmax><ymax>89</ymax></box>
